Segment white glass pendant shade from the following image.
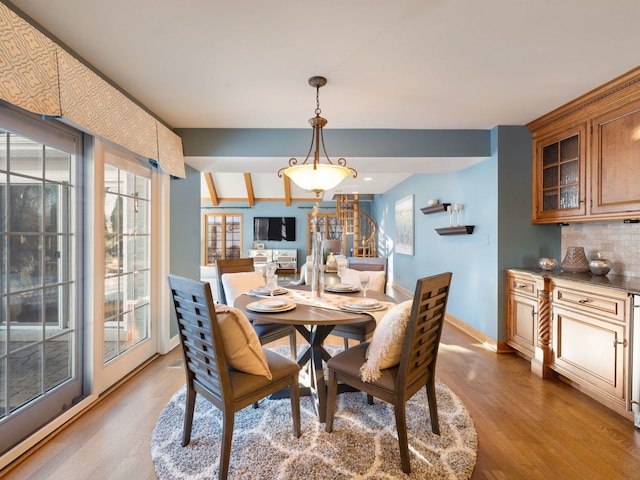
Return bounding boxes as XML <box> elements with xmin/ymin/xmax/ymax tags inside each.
<box><xmin>284</xmin><ymin>164</ymin><xmax>351</xmax><ymax>193</ymax></box>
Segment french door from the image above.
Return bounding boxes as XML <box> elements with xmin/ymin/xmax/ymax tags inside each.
<box><xmin>0</xmin><ymin>105</ymin><xmax>83</xmax><ymax>455</ymax></box>
<box><xmin>91</xmin><ymin>140</ymin><xmax>156</xmax><ymax>393</ymax></box>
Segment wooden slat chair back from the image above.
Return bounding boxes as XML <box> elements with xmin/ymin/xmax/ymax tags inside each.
<box><xmin>325</xmin><ymin>272</ymin><xmax>453</xmax><ymax>474</ymax></box>
<box><xmin>167</xmin><ymin>274</ymin><xmax>301</xmax><ymax>480</ymax></box>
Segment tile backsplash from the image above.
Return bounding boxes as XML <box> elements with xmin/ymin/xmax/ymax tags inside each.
<box><xmin>561</xmin><ymin>222</ymin><xmax>640</xmax><ymax>278</ymax></box>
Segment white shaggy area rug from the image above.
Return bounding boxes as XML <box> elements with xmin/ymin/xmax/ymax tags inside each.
<box><xmin>151</xmin><ymin>360</ymin><xmax>477</xmax><ymax>479</ymax></box>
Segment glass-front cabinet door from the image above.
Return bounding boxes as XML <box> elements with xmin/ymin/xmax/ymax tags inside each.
<box><xmin>203</xmin><ymin>213</ymin><xmax>242</xmax><ymax>265</ymax></box>
<box><xmin>533</xmin><ymin>124</ymin><xmax>587</xmax><ymax>223</ymax></box>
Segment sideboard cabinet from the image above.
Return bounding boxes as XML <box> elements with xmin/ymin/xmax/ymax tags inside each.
<box><xmin>505</xmin><ymin>269</ymin><xmax>634</xmax><ymax>419</ymax></box>
<box><xmin>527</xmin><ymin>66</ymin><xmax>640</xmax><ymax>224</ymax></box>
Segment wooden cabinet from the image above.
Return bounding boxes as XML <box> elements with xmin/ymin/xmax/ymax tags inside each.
<box><xmin>550</xmin><ymin>279</ymin><xmax>631</xmax><ymax>411</ymax></box>
<box><xmin>532</xmin><ymin>125</ymin><xmax>587</xmax><ymax>222</ymax></box>
<box><xmin>528</xmin><ymin>66</ymin><xmax>640</xmax><ymax>224</ymax></box>
<box><xmin>590</xmin><ymin>98</ymin><xmax>640</xmax><ymax>216</ymax></box>
<box><xmin>506</xmin><ymin>271</ymin><xmax>539</xmax><ymax>357</ymax></box>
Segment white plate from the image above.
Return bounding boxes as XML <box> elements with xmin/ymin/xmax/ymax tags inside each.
<box><xmin>246</xmin><ymin>300</ymin><xmax>296</xmax><ymax>313</ymax></box>
<box><xmin>251</xmin><ymin>287</ymin><xmax>288</xmax><ymax>295</ymax></box>
<box><xmin>338</xmin><ymin>303</ymin><xmax>388</xmax><ymax>313</ymax></box>
<box><xmin>325</xmin><ymin>284</ymin><xmax>359</xmax><ymax>292</ymax></box>
<box><xmin>343</xmin><ymin>299</ymin><xmax>380</xmax><ymax>309</ymax></box>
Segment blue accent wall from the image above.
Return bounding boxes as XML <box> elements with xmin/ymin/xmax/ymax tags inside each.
<box><xmin>170</xmin><ymin>164</ymin><xmax>201</xmax><ymax>336</ymax></box>
<box><xmin>372</xmin><ymin>126</ymin><xmax>560</xmax><ymax>341</ymax></box>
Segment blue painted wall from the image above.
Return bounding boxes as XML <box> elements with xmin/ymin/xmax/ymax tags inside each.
<box><xmin>170</xmin><ymin>164</ymin><xmax>201</xmax><ymax>336</ymax></box>
<box><xmin>170</xmin><ymin>164</ymin><xmax>201</xmax><ymax>279</ymax></box>
<box><xmin>372</xmin><ymin>126</ymin><xmax>560</xmax><ymax>341</ymax></box>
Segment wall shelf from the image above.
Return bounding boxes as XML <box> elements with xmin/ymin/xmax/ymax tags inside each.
<box><xmin>435</xmin><ymin>225</ymin><xmax>475</xmax><ymax>235</ymax></box>
<box><xmin>420</xmin><ymin>203</ymin><xmax>451</xmax><ymax>214</ymax></box>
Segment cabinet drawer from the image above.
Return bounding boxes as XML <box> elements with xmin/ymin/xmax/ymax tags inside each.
<box><xmin>552</xmin><ymin>283</ymin><xmax>627</xmax><ymax>322</ymax></box>
<box><xmin>508</xmin><ymin>275</ymin><xmax>537</xmax><ymax>296</ymax></box>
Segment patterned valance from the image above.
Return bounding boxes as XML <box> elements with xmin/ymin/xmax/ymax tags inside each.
<box><xmin>0</xmin><ymin>6</ymin><xmax>60</xmax><ymax>116</ymax></box>
<box><xmin>0</xmin><ymin>3</ymin><xmax>185</xmax><ymax>178</ymax></box>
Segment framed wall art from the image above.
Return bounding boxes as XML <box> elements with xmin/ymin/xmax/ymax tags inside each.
<box><xmin>395</xmin><ymin>195</ymin><xmax>414</xmax><ymax>255</ymax></box>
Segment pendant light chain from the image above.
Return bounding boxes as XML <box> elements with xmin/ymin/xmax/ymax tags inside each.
<box><xmin>315</xmin><ymin>85</ymin><xmax>322</xmax><ymax>117</ymax></box>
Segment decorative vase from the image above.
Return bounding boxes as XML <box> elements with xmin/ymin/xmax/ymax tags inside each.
<box><xmin>310</xmin><ymin>231</ymin><xmax>324</xmax><ymax>298</ymax></box>
<box><xmin>589</xmin><ymin>252</ymin><xmax>612</xmax><ymax>276</ymax></box>
<box><xmin>538</xmin><ymin>257</ymin><xmax>558</xmax><ymax>271</ymax></box>
<box><xmin>560</xmin><ymin>246</ymin><xmax>590</xmax><ymax>273</ymax></box>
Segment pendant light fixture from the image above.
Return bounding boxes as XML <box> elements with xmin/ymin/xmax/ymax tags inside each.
<box><xmin>278</xmin><ymin>76</ymin><xmax>357</xmax><ymax>196</ymax></box>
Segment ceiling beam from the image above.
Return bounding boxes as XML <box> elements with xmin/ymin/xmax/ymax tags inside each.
<box><xmin>283</xmin><ymin>175</ymin><xmax>292</xmax><ymax>206</ymax></box>
<box><xmin>243</xmin><ymin>173</ymin><xmax>255</xmax><ymax>206</ymax></box>
<box><xmin>204</xmin><ymin>172</ymin><xmax>219</xmax><ymax>206</ymax></box>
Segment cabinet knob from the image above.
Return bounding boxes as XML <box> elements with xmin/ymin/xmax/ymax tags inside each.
<box><xmin>578</xmin><ymin>299</ymin><xmax>590</xmax><ymax>304</ymax></box>
<box><xmin>516</xmin><ymin>284</ymin><xmax>526</xmax><ymax>289</ymax></box>
<box><xmin>613</xmin><ymin>338</ymin><xmax>627</xmax><ymax>348</ymax></box>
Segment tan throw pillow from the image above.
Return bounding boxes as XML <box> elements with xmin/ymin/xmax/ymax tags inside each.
<box><xmin>360</xmin><ymin>300</ymin><xmax>413</xmax><ymax>382</ymax></box>
<box><xmin>216</xmin><ymin>306</ymin><xmax>272</xmax><ymax>379</ymax></box>
<box><xmin>221</xmin><ymin>271</ymin><xmax>265</xmax><ymax>307</ymax></box>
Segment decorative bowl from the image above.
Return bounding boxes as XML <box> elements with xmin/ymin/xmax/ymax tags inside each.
<box><xmin>589</xmin><ymin>253</ymin><xmax>612</xmax><ymax>276</ymax></box>
<box><xmin>538</xmin><ymin>257</ymin><xmax>558</xmax><ymax>271</ymax></box>
<box><xmin>427</xmin><ymin>199</ymin><xmax>439</xmax><ymax>206</ymax></box>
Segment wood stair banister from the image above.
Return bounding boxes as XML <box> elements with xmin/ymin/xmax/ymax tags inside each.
<box><xmin>336</xmin><ymin>194</ymin><xmax>377</xmax><ymax>257</ymax></box>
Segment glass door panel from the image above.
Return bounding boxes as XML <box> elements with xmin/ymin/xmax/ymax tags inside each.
<box><xmin>0</xmin><ymin>113</ymin><xmax>81</xmax><ymax>456</ymax></box>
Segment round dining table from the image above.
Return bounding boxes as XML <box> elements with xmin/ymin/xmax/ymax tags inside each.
<box><xmin>235</xmin><ymin>286</ymin><xmax>395</xmax><ymax>422</ymax></box>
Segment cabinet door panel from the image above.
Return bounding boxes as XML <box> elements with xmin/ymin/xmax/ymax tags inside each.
<box><xmin>507</xmin><ymin>294</ymin><xmax>537</xmax><ymax>356</ymax></box>
<box><xmin>532</xmin><ymin>124</ymin><xmax>587</xmax><ymax>223</ymax></box>
<box><xmin>591</xmin><ymin>101</ymin><xmax>640</xmax><ymax>215</ymax></box>
<box><xmin>553</xmin><ymin>308</ymin><xmax>625</xmax><ymax>402</ymax></box>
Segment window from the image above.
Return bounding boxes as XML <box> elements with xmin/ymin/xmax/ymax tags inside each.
<box><xmin>203</xmin><ymin>213</ymin><xmax>242</xmax><ymax>265</ymax></box>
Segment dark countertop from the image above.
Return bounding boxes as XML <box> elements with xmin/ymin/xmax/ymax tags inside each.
<box><xmin>507</xmin><ymin>267</ymin><xmax>640</xmax><ymax>296</ymax></box>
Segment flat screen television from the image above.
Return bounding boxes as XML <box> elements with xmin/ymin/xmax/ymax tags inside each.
<box><xmin>253</xmin><ymin>217</ymin><xmax>296</xmax><ymax>242</ymax></box>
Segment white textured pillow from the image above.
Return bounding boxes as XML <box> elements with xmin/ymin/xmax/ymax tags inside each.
<box><xmin>342</xmin><ymin>268</ymin><xmax>386</xmax><ymax>293</ymax></box>
<box><xmin>216</xmin><ymin>306</ymin><xmax>272</xmax><ymax>379</ymax></box>
<box><xmin>221</xmin><ymin>271</ymin><xmax>265</xmax><ymax>307</ymax></box>
<box><xmin>360</xmin><ymin>300</ymin><xmax>413</xmax><ymax>382</ymax></box>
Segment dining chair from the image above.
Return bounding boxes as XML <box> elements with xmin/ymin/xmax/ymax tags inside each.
<box><xmin>216</xmin><ymin>258</ymin><xmax>297</xmax><ymax>359</ymax></box>
<box><xmin>325</xmin><ymin>272</ymin><xmax>453</xmax><ymax>474</ymax></box>
<box><xmin>168</xmin><ymin>274</ymin><xmax>301</xmax><ymax>480</ymax></box>
<box><xmin>332</xmin><ymin>256</ymin><xmax>389</xmax><ymax>349</ymax></box>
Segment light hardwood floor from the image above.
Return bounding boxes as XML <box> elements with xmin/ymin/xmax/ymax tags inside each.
<box><xmin>2</xmin><ymin>322</ymin><xmax>640</xmax><ymax>479</ymax></box>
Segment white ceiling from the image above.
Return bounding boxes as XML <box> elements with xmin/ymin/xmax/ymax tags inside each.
<box><xmin>8</xmin><ymin>0</ymin><xmax>640</xmax><ymax>199</ymax></box>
